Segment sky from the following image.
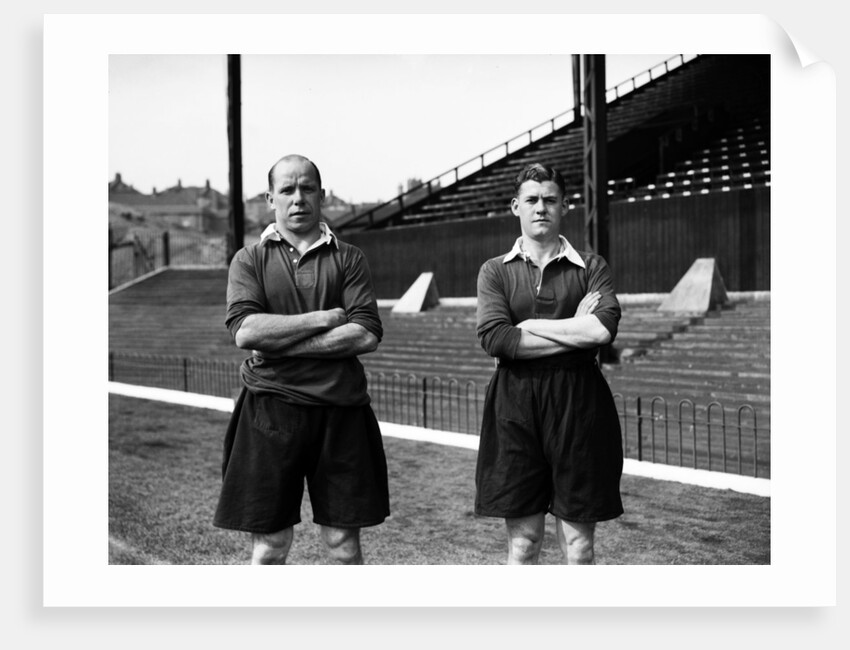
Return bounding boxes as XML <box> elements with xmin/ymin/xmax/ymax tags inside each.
<box><xmin>109</xmin><ymin>54</ymin><xmax>681</xmax><ymax>205</ymax></box>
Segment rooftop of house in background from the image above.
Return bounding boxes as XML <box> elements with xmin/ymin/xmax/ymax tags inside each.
<box><xmin>109</xmin><ymin>173</ymin><xmax>229</xmax><ymax>207</ymax></box>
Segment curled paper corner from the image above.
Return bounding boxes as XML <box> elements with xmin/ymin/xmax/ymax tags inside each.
<box><xmin>763</xmin><ymin>13</ymin><xmax>827</xmax><ymax>70</ymax></box>
<box><xmin>786</xmin><ymin>32</ymin><xmax>824</xmax><ymax>69</ymax></box>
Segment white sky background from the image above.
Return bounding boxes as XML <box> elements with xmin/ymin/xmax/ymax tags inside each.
<box><xmin>109</xmin><ymin>54</ymin><xmax>675</xmax><ymax>204</ymax></box>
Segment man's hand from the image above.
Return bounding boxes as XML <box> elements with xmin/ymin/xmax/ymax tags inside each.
<box><xmin>517</xmin><ymin>291</ymin><xmax>601</xmax><ymax>329</ymax></box>
<box><xmin>575</xmin><ymin>291</ymin><xmax>601</xmax><ymax>317</ymax></box>
<box><xmin>513</xmin><ymin>290</ymin><xmax>609</xmax><ymax>355</ymax></box>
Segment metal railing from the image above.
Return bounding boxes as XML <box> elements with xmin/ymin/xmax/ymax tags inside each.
<box><xmin>606</xmin><ymin>54</ymin><xmax>697</xmax><ymax>102</ymax></box>
<box><xmin>109</xmin><ymin>351</ymin><xmax>243</xmax><ymax>397</ymax></box>
<box><xmin>367</xmin><ymin>372</ymin><xmax>483</xmax><ymax>435</ymax></box>
<box><xmin>108</xmin><ymin>350</ymin><xmax>768</xmax><ymax>478</ymax></box>
<box><xmin>612</xmin><ymin>393</ymin><xmax>768</xmax><ymax>479</ymax></box>
<box><xmin>337</xmin><ymin>54</ymin><xmax>698</xmax><ymax>231</ymax></box>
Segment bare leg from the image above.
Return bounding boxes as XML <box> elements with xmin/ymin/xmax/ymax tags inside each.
<box><xmin>505</xmin><ymin>513</ymin><xmax>545</xmax><ymax>565</ymax></box>
<box><xmin>556</xmin><ymin>518</ymin><xmax>595</xmax><ymax>565</ymax></box>
<box><xmin>320</xmin><ymin>526</ymin><xmax>364</xmax><ymax>565</ymax></box>
<box><xmin>251</xmin><ymin>527</ymin><xmax>294</xmax><ymax>565</ymax></box>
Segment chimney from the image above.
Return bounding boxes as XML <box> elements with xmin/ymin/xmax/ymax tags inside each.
<box><xmin>115</xmin><ymin>172</ymin><xmax>122</xmax><ymax>184</ymax></box>
<box><xmin>177</xmin><ymin>179</ymin><xmax>182</xmax><ymax>189</ymax></box>
<box><xmin>205</xmin><ymin>179</ymin><xmax>211</xmax><ymax>190</ymax></box>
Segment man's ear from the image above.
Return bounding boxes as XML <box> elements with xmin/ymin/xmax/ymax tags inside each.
<box><xmin>265</xmin><ymin>192</ymin><xmax>273</xmax><ymax>210</ymax></box>
<box><xmin>510</xmin><ymin>197</ymin><xmax>519</xmax><ymax>216</ymax></box>
<box><xmin>320</xmin><ymin>188</ymin><xmax>326</xmax><ymax>204</ymax></box>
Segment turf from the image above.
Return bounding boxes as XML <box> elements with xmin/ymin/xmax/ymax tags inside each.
<box><xmin>108</xmin><ymin>394</ymin><xmax>769</xmax><ymax>565</ymax></box>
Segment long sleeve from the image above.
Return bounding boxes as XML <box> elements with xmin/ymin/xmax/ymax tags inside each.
<box><xmin>476</xmin><ymin>259</ymin><xmax>522</xmax><ymax>359</ymax></box>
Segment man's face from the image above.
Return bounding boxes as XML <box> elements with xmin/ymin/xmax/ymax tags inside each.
<box><xmin>511</xmin><ymin>180</ymin><xmax>566</xmax><ymax>241</ymax></box>
<box><xmin>266</xmin><ymin>158</ymin><xmax>324</xmax><ymax>238</ymax></box>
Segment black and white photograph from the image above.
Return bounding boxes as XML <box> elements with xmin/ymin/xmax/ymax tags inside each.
<box><xmin>35</xmin><ymin>9</ymin><xmax>837</xmax><ymax>628</ymax></box>
<box><xmin>106</xmin><ymin>52</ymin><xmax>772</xmax><ymax>568</ymax></box>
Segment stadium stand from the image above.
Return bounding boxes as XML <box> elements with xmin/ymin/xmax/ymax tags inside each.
<box><xmin>108</xmin><ymin>268</ymin><xmax>769</xmax><ymax>414</ymax></box>
<box><xmin>335</xmin><ymin>54</ymin><xmax>769</xmax><ymax>230</ymax></box>
<box><xmin>108</xmin><ymin>54</ymin><xmax>770</xmax><ymax>475</ymax></box>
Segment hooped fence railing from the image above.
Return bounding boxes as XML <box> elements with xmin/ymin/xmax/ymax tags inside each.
<box><xmin>335</xmin><ymin>54</ymin><xmax>699</xmax><ymax>231</ymax></box>
<box><xmin>108</xmin><ymin>350</ymin><xmax>769</xmax><ymax>479</ymax></box>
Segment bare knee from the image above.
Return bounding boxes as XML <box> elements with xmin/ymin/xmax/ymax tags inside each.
<box><xmin>509</xmin><ymin>534</ymin><xmax>543</xmax><ymax>564</ymax></box>
<box><xmin>321</xmin><ymin>526</ymin><xmax>363</xmax><ymax>565</ymax></box>
<box><xmin>565</xmin><ymin>534</ymin><xmax>594</xmax><ymax>565</ymax></box>
<box><xmin>506</xmin><ymin>515</ymin><xmax>545</xmax><ymax>565</ymax></box>
<box><xmin>557</xmin><ymin>520</ymin><xmax>595</xmax><ymax>565</ymax></box>
<box><xmin>251</xmin><ymin>528</ymin><xmax>294</xmax><ymax>565</ymax></box>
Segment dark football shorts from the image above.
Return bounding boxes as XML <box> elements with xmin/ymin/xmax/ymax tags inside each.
<box><xmin>475</xmin><ymin>357</ymin><xmax>624</xmax><ymax>523</ymax></box>
<box><xmin>213</xmin><ymin>388</ymin><xmax>390</xmax><ymax>534</ymax></box>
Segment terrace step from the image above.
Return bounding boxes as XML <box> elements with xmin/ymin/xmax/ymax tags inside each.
<box><xmin>109</xmin><ymin>271</ymin><xmax>771</xmax><ymax>429</ymax></box>
<box><xmin>370</xmin><ymin>346</ymin><xmax>492</xmax><ymax>361</ymax></box>
<box><xmin>647</xmin><ymin>348</ymin><xmax>769</xmax><ymax>361</ymax></box>
<box><xmin>685</xmin><ymin>324</ymin><xmax>770</xmax><ymax>335</ymax></box>
<box><xmin>620</xmin><ymin>362</ymin><xmax>770</xmax><ymax>376</ymax></box>
<box><xmin>605</xmin><ymin>383</ymin><xmax>771</xmax><ymax>411</ymax></box>
<box><xmin>657</xmin><ymin>335</ymin><xmax>769</xmax><ymax>348</ymax></box>
<box><xmin>622</xmin><ymin>353</ymin><xmax>770</xmax><ymax>369</ymax></box>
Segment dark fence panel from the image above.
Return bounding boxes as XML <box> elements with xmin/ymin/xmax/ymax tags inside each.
<box><xmin>608</xmin><ymin>188</ymin><xmax>771</xmax><ymax>293</ymax></box>
<box><xmin>342</xmin><ymin>187</ymin><xmax>769</xmax><ymax>298</ymax></box>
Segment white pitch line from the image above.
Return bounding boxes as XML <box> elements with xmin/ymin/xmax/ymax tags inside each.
<box><xmin>622</xmin><ymin>459</ymin><xmax>770</xmax><ymax>497</ymax></box>
<box><xmin>378</xmin><ymin>421</ymin><xmax>480</xmax><ymax>450</ymax></box>
<box><xmin>376</xmin><ymin>422</ymin><xmax>769</xmax><ymax>497</ymax></box>
<box><xmin>108</xmin><ymin>383</ymin><xmax>770</xmax><ymax>497</ymax></box>
<box><xmin>108</xmin><ymin>381</ymin><xmax>235</xmax><ymax>412</ymax></box>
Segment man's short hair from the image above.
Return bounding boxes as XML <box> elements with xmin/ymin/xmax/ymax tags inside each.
<box><xmin>513</xmin><ymin>163</ymin><xmax>566</xmax><ymax>198</ymax></box>
<box><xmin>267</xmin><ymin>155</ymin><xmax>323</xmax><ymax>192</ymax></box>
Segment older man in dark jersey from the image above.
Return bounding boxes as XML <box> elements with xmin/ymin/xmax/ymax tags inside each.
<box><xmin>213</xmin><ymin>154</ymin><xmax>389</xmax><ymax>564</ymax></box>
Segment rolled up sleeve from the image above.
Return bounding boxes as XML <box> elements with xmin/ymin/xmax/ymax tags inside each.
<box><xmin>341</xmin><ymin>246</ymin><xmax>383</xmax><ymax>342</ymax></box>
<box><xmin>225</xmin><ymin>248</ymin><xmax>265</xmax><ymax>340</ymax></box>
<box><xmin>585</xmin><ymin>254</ymin><xmax>621</xmax><ymax>341</ymax></box>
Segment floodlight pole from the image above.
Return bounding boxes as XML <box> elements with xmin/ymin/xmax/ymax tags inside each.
<box><xmin>227</xmin><ymin>54</ymin><xmax>245</xmax><ymax>263</ymax></box>
<box><xmin>582</xmin><ymin>55</ymin><xmax>614</xmax><ymax>365</ymax></box>
<box><xmin>572</xmin><ymin>55</ymin><xmax>582</xmax><ymax>119</ymax></box>
<box><xmin>582</xmin><ymin>54</ymin><xmax>609</xmax><ymax>262</ymax></box>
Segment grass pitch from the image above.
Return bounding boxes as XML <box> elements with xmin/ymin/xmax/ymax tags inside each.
<box><xmin>109</xmin><ymin>394</ymin><xmax>769</xmax><ymax>565</ymax></box>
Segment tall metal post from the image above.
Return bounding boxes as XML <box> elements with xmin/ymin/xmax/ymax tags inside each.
<box><xmin>582</xmin><ymin>55</ymin><xmax>614</xmax><ymax>365</ymax></box>
<box><xmin>227</xmin><ymin>54</ymin><xmax>245</xmax><ymax>263</ymax></box>
<box><xmin>571</xmin><ymin>55</ymin><xmax>582</xmax><ymax>119</ymax></box>
<box><xmin>582</xmin><ymin>54</ymin><xmax>609</xmax><ymax>261</ymax></box>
